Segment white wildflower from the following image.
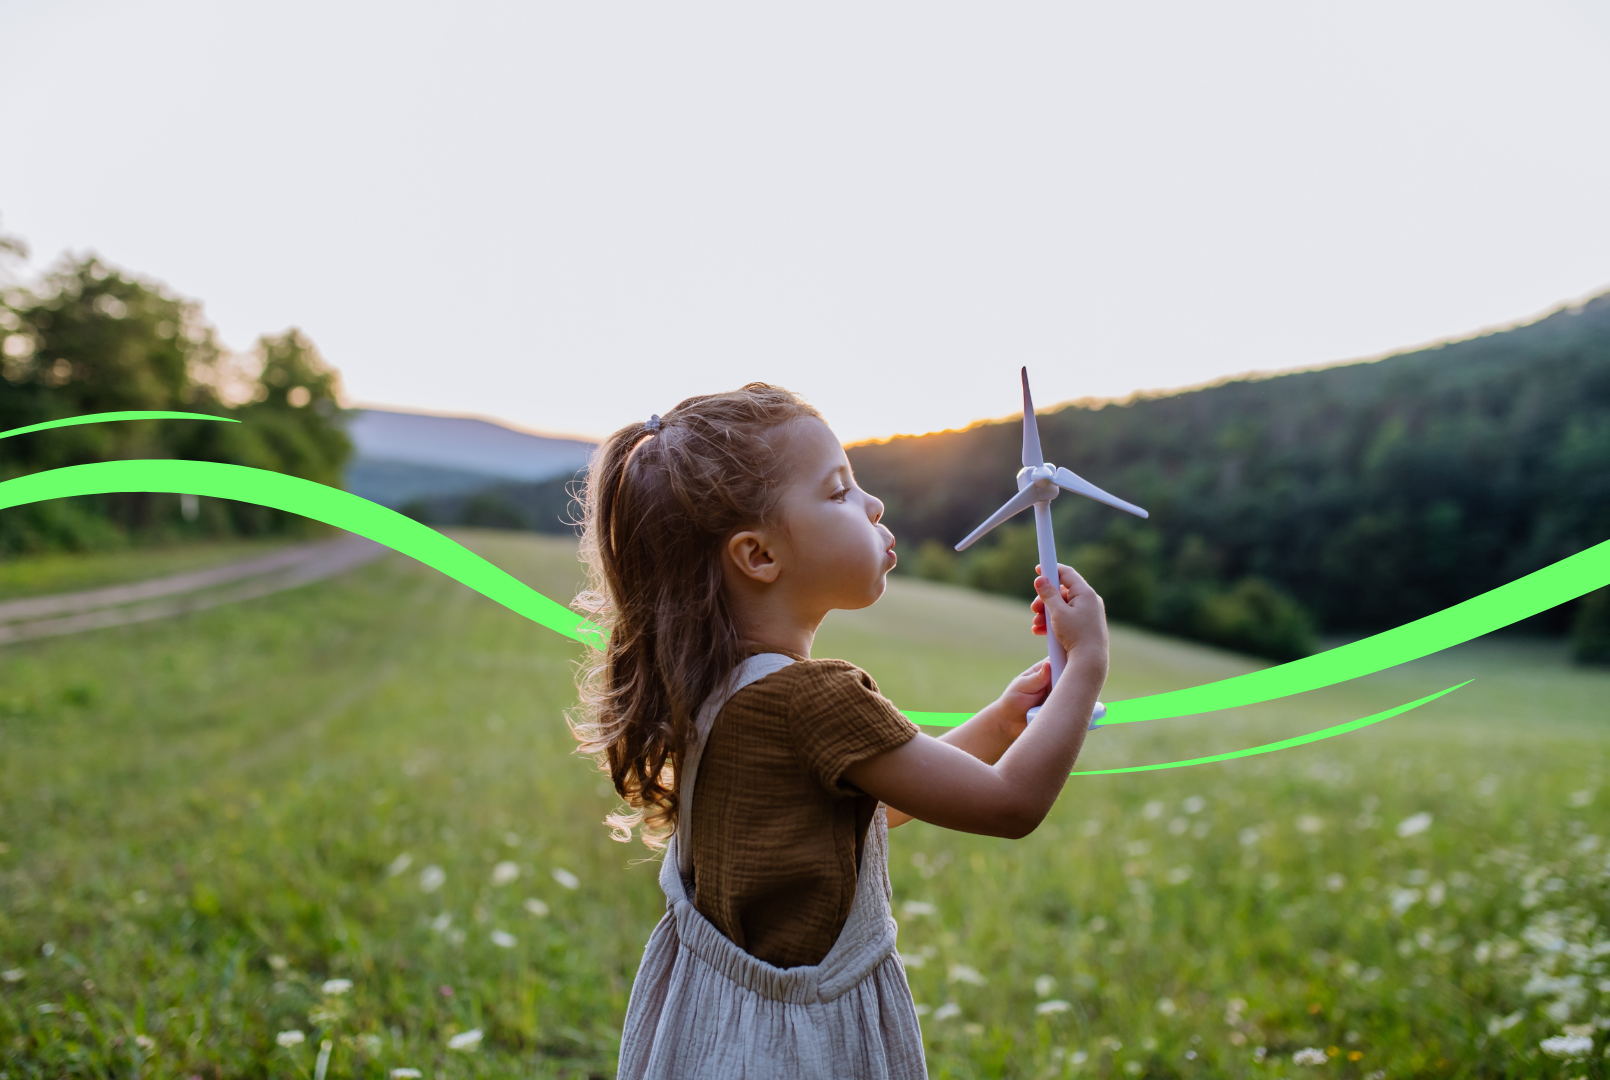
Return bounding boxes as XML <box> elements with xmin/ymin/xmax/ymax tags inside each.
<box><xmin>431</xmin><ymin>912</ymin><xmax>453</xmax><ymax>932</ymax></box>
<box><xmin>1166</xmin><ymin>865</ymin><xmax>1193</xmax><ymax>885</ymax></box>
<box><xmin>447</xmin><ymin>1028</ymin><xmax>483</xmax><ymax>1051</ymax></box>
<box><xmin>134</xmin><ymin>1034</ymin><xmax>156</xmax><ymax>1051</ymax></box>
<box><xmin>1071</xmin><ymin>1050</ymin><xmax>1089</xmax><ymax>1065</ymax></box>
<box><xmin>387</xmin><ymin>853</ymin><xmax>413</xmax><ymax>877</ymax></box>
<box><xmin>1034</xmin><ymin>974</ymin><xmax>1056</xmax><ymax>998</ymax></box>
<box><xmin>1325</xmin><ymin>873</ymin><xmax>1346</xmax><ymax>892</ymax></box>
<box><xmin>491</xmin><ymin>861</ymin><xmax>520</xmax><ymax>886</ymax></box>
<box><xmin>898</xmin><ymin>953</ymin><xmax>926</xmax><ymax>968</ymax></box>
<box><xmin>933</xmin><ymin>1002</ymin><xmax>962</xmax><ymax>1020</ymax></box>
<box><xmin>1143</xmin><ymin>800</ymin><xmax>1165</xmax><ymax>820</ymax></box>
<box><xmin>131</xmin><ymin>890</ymin><xmax>148</xmax><ymax>904</ymax></box>
<box><xmin>1569</xmin><ymin>790</ymin><xmax>1594</xmax><ymax>808</ymax></box>
<box><xmin>490</xmin><ymin>929</ymin><xmax>517</xmax><ymax>948</ymax></box>
<box><xmin>419</xmin><ymin>865</ymin><xmax>446</xmax><ymax>893</ymax></box>
<box><xmin>1036</xmin><ymin>999</ymin><xmax>1072</xmax><ymax>1015</ymax></box>
<box><xmin>1292</xmin><ymin>1047</ymin><xmax>1328</xmax><ymax>1065</ymax></box>
<box><xmin>1390</xmin><ymin>888</ymin><xmax>1422</xmax><ymax>916</ymax></box>
<box><xmin>523</xmin><ymin>897</ymin><xmax>550</xmax><ymax>917</ymax></box>
<box><xmin>1297</xmin><ymin>815</ymin><xmax>1324</xmax><ymax>835</ymax></box>
<box><xmin>1156</xmin><ymin>997</ymin><xmax>1176</xmax><ymax>1016</ymax></box>
<box><xmin>948</xmin><ymin>964</ymin><xmax>987</xmax><ymax>986</ymax></box>
<box><xmin>552</xmin><ymin>868</ymin><xmax>580</xmax><ymax>890</ymax></box>
<box><xmin>320</xmin><ymin>979</ymin><xmax>352</xmax><ymax>995</ymax></box>
<box><xmin>1239</xmin><ymin>827</ymin><xmax>1262</xmax><ymax>846</ymax></box>
<box><xmin>1168</xmin><ymin>817</ymin><xmax>1189</xmax><ymax>835</ymax></box>
<box><xmin>276</xmin><ymin>1030</ymin><xmax>306</xmax><ymax>1048</ymax></box>
<box><xmin>1540</xmin><ymin>1034</ymin><xmax>1593</xmax><ymax>1059</ymax></box>
<box><xmin>36</xmin><ymin>1003</ymin><xmax>58</xmax><ymax>1014</ymax></box>
<box><xmin>1396</xmin><ymin>812</ymin><xmax>1433</xmax><ymax>838</ymax></box>
<box><xmin>0</xmin><ymin>968</ymin><xmax>22</xmax><ymax>982</ymax></box>
<box><xmin>1182</xmin><ymin>796</ymin><xmax>1206</xmax><ymax>814</ymax></box>
<box><xmin>267</xmin><ymin>954</ymin><xmax>289</xmax><ymax>971</ymax></box>
<box><xmin>901</xmin><ymin>900</ymin><xmax>937</xmax><ymax>918</ymax></box>
<box><xmin>391</xmin><ymin>1071</ymin><xmax>422</xmax><ymax>1079</ymax></box>
<box><xmin>912</xmin><ymin>1003</ymin><xmax>932</xmax><ymax>1016</ymax></box>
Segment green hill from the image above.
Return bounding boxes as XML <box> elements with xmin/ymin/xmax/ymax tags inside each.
<box><xmin>849</xmin><ymin>291</ymin><xmax>1610</xmax><ymax>660</ymax></box>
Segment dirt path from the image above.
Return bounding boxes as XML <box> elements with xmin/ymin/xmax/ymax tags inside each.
<box><xmin>0</xmin><ymin>536</ymin><xmax>387</xmax><ymax>644</ymax></box>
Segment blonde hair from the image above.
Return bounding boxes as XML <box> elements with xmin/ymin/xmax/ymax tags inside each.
<box><xmin>570</xmin><ymin>383</ymin><xmax>821</xmax><ymax>846</ymax></box>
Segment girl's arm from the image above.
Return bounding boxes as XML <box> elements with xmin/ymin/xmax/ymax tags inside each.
<box><xmin>883</xmin><ymin>662</ymin><xmax>1049</xmax><ymax>828</ymax></box>
<box><xmin>847</xmin><ymin>563</ymin><xmax>1108</xmax><ymax>839</ymax></box>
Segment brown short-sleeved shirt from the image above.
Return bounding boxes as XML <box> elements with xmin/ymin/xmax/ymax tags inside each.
<box><xmin>687</xmin><ymin>658</ymin><xmax>919</xmax><ymax>969</ymax></box>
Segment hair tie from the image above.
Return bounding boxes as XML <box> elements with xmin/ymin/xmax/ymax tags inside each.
<box><xmin>645</xmin><ymin>414</ymin><xmax>662</xmax><ymax>432</ymax></box>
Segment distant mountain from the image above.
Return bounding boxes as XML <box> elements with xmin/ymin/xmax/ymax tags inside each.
<box><xmin>344</xmin><ymin>408</ymin><xmax>595</xmax><ymax>507</ymax></box>
<box><xmin>849</xmin><ymin>289</ymin><xmax>1610</xmax><ymax>656</ymax></box>
<box><xmin>395</xmin><ymin>471</ymin><xmax>585</xmax><ymax>536</ymax></box>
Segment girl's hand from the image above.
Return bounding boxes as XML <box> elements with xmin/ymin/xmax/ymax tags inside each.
<box><xmin>991</xmin><ymin>660</ymin><xmax>1052</xmax><ymax>741</ymax></box>
<box><xmin>1030</xmin><ymin>562</ymin><xmax>1109</xmax><ymax>663</ymax></box>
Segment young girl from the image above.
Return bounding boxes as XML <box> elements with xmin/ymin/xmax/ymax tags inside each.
<box><xmin>572</xmin><ymin>384</ymin><xmax>1108</xmax><ymax>1079</ymax></box>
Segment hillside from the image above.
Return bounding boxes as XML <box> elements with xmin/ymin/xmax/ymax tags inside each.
<box><xmin>849</xmin><ymin>291</ymin><xmax>1610</xmax><ymax>654</ymax></box>
<box><xmin>344</xmin><ymin>409</ymin><xmax>595</xmax><ymax>507</ymax></box>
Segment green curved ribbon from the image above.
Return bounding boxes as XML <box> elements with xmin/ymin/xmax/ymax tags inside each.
<box><xmin>0</xmin><ymin>459</ymin><xmax>605</xmax><ymax>649</ymax></box>
<box><xmin>4</xmin><ymin>411</ymin><xmax>1603</xmax><ymax>773</ymax></box>
<box><xmin>903</xmin><ymin>537</ymin><xmax>1610</xmax><ymax>728</ymax></box>
<box><xmin>1070</xmin><ymin>681</ymin><xmax>1469</xmax><ymax>774</ymax></box>
<box><xmin>0</xmin><ymin>411</ymin><xmax>237</xmax><ymax>440</ymax></box>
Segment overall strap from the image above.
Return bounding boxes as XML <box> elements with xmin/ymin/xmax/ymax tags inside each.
<box><xmin>676</xmin><ymin>653</ymin><xmax>795</xmax><ymax>877</ymax></box>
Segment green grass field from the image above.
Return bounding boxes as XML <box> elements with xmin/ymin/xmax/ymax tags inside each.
<box><xmin>2</xmin><ymin>530</ymin><xmax>1608</xmax><ymax>1079</ymax></box>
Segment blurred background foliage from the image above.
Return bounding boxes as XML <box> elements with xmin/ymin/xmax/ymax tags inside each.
<box><xmin>852</xmin><ymin>292</ymin><xmax>1610</xmax><ymax>664</ymax></box>
<box><xmin>3</xmin><ymin>222</ymin><xmax>1608</xmax><ymax>668</ymax></box>
<box><xmin>0</xmin><ymin>236</ymin><xmax>350</xmax><ymax>555</ymax></box>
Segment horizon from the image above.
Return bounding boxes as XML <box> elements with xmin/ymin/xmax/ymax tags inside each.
<box><xmin>352</xmin><ymin>281</ymin><xmax>1609</xmax><ymax>446</ymax></box>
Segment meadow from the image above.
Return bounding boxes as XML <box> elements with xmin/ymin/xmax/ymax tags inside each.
<box><xmin>2</xmin><ymin>530</ymin><xmax>1608</xmax><ymax>1079</ymax></box>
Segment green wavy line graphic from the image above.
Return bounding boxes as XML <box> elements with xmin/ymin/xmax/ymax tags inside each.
<box><xmin>0</xmin><ymin>459</ymin><xmax>606</xmax><ymax>649</ymax></box>
<box><xmin>905</xmin><ymin>536</ymin><xmax>1610</xmax><ymax>729</ymax></box>
<box><xmin>4</xmin><ymin>411</ymin><xmax>1603</xmax><ymax>773</ymax></box>
<box><xmin>1070</xmin><ymin>682</ymin><xmax>1469</xmax><ymax>775</ymax></box>
<box><xmin>0</xmin><ymin>411</ymin><xmax>237</xmax><ymax>441</ymax></box>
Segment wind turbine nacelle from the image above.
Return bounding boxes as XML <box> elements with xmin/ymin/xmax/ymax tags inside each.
<box><xmin>1016</xmin><ymin>464</ymin><xmax>1061</xmax><ymax>500</ymax></box>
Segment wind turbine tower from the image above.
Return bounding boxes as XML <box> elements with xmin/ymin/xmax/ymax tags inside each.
<box><xmin>955</xmin><ymin>368</ymin><xmax>1150</xmax><ymax>702</ymax></box>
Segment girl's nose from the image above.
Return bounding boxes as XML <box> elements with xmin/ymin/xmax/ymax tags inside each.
<box><xmin>866</xmin><ymin>493</ymin><xmax>885</xmax><ymax>524</ymax></box>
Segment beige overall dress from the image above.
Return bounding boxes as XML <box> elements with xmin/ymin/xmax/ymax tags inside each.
<box><xmin>618</xmin><ymin>654</ymin><xmax>928</xmax><ymax>1080</ymax></box>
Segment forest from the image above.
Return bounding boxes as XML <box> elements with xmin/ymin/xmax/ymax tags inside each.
<box><xmin>4</xmin><ymin>228</ymin><xmax>1606</xmax><ymax>665</ymax></box>
<box><xmin>848</xmin><ymin>292</ymin><xmax>1610</xmax><ymax>663</ymax></box>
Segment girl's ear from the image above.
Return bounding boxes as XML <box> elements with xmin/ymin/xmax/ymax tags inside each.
<box><xmin>726</xmin><ymin>528</ymin><xmax>782</xmax><ymax>584</ymax></box>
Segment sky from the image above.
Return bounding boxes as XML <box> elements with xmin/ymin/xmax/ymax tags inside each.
<box><xmin>2</xmin><ymin>1</ymin><xmax>1608</xmax><ymax>444</ymax></box>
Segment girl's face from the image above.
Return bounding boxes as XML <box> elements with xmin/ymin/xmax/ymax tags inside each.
<box><xmin>772</xmin><ymin>418</ymin><xmax>896</xmax><ymax>612</ymax></box>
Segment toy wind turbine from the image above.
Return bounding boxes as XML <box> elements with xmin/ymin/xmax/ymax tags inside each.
<box><xmin>955</xmin><ymin>368</ymin><xmax>1149</xmax><ymax>716</ymax></box>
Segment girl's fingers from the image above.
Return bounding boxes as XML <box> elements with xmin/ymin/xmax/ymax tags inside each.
<box><xmin>1036</xmin><ymin>563</ymin><xmax>1094</xmax><ymax>600</ymax></box>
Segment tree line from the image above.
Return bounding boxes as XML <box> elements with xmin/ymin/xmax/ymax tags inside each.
<box><xmin>0</xmin><ymin>233</ymin><xmax>350</xmax><ymax>553</ymax></box>
<box><xmin>848</xmin><ymin>292</ymin><xmax>1610</xmax><ymax>664</ymax></box>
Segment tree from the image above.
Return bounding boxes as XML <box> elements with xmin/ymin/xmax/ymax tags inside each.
<box><xmin>0</xmin><ymin>254</ymin><xmax>352</xmax><ymax>552</ymax></box>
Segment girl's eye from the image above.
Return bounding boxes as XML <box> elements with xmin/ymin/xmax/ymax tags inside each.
<box><xmin>831</xmin><ymin>487</ymin><xmax>849</xmax><ymax>502</ymax></box>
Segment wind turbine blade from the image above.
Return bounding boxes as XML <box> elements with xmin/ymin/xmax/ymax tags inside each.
<box><xmin>1021</xmin><ymin>367</ymin><xmax>1043</xmax><ymax>468</ymax></box>
<box><xmin>954</xmin><ymin>486</ymin><xmax>1041</xmax><ymax>551</ymax></box>
<box><xmin>1053</xmin><ymin>466</ymin><xmax>1149</xmax><ymax>519</ymax></box>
